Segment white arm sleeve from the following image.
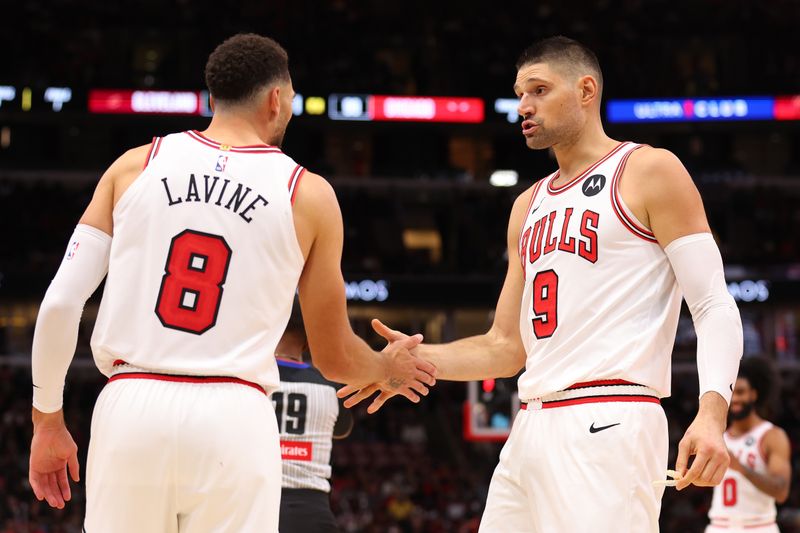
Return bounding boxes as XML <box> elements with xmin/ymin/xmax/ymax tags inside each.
<box><xmin>665</xmin><ymin>233</ymin><xmax>743</xmax><ymax>405</ymax></box>
<box><xmin>32</xmin><ymin>224</ymin><xmax>111</xmax><ymax>413</ymax></box>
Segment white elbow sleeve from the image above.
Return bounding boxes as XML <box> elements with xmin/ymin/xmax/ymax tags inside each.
<box><xmin>32</xmin><ymin>224</ymin><xmax>111</xmax><ymax>412</ymax></box>
<box><xmin>665</xmin><ymin>233</ymin><xmax>743</xmax><ymax>405</ymax></box>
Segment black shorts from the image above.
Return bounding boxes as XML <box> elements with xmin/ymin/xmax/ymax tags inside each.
<box><xmin>279</xmin><ymin>488</ymin><xmax>339</xmax><ymax>533</ymax></box>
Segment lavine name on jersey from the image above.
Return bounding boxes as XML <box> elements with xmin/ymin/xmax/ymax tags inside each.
<box><xmin>161</xmin><ymin>173</ymin><xmax>269</xmax><ymax>224</ymax></box>
<box><xmin>519</xmin><ymin>207</ymin><xmax>600</xmax><ymax>268</ymax></box>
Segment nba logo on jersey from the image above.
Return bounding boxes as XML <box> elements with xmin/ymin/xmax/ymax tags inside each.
<box><xmin>66</xmin><ymin>241</ymin><xmax>80</xmax><ymax>260</ymax></box>
<box><xmin>215</xmin><ymin>155</ymin><xmax>228</xmax><ymax>172</ymax></box>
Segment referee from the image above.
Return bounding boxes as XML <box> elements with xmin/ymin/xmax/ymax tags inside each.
<box><xmin>273</xmin><ymin>311</ymin><xmax>353</xmax><ymax>533</ymax></box>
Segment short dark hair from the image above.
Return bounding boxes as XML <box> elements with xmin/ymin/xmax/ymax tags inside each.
<box><xmin>516</xmin><ymin>36</ymin><xmax>603</xmax><ymax>89</ymax></box>
<box><xmin>205</xmin><ymin>33</ymin><xmax>290</xmax><ymax>104</ymax></box>
<box><xmin>738</xmin><ymin>356</ymin><xmax>779</xmax><ymax>416</ymax></box>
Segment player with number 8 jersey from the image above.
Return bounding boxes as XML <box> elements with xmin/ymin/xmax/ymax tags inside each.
<box><xmin>91</xmin><ymin>128</ymin><xmax>305</xmax><ymax>384</ymax></box>
<box><xmin>28</xmin><ymin>33</ymin><xmax>436</xmax><ymax>533</ymax></box>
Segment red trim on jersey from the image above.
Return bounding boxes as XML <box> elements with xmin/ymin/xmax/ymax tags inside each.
<box><xmin>518</xmin><ymin>179</ymin><xmax>546</xmax><ymax>281</ymax></box>
<box><xmin>184</xmin><ymin>130</ymin><xmax>283</xmax><ymax>154</ymax></box>
<box><xmin>521</xmin><ymin>395</ymin><xmax>661</xmax><ymax>409</ymax></box>
<box><xmin>143</xmin><ymin>137</ymin><xmax>158</xmax><ymax>169</ymax></box>
<box><xmin>546</xmin><ymin>142</ymin><xmax>629</xmax><ymax>195</ymax></box>
<box><xmin>524</xmin><ymin>178</ymin><xmax>546</xmax><ymax>216</ymax></box>
<box><xmin>152</xmin><ymin>136</ymin><xmax>163</xmax><ymax>159</ymax></box>
<box><xmin>566</xmin><ymin>379</ymin><xmax>637</xmax><ymax>389</ymax></box>
<box><xmin>610</xmin><ymin>146</ymin><xmax>658</xmax><ymax>243</ymax></box>
<box><xmin>288</xmin><ymin>165</ymin><xmax>306</xmax><ymax>205</ymax></box>
<box><xmin>108</xmin><ymin>372</ymin><xmax>266</xmax><ymax>395</ymax></box>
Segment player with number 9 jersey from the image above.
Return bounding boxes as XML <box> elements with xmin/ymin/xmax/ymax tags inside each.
<box><xmin>516</xmin><ymin>141</ymin><xmax>682</xmax><ymax>400</ymax></box>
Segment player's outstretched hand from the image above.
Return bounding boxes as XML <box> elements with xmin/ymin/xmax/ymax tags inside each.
<box><xmin>673</xmin><ymin>393</ymin><xmax>729</xmax><ymax>490</ymax></box>
<box><xmin>30</xmin><ymin>409</ymin><xmax>80</xmax><ymax>509</ymax></box>
<box><xmin>338</xmin><ymin>319</ymin><xmax>437</xmax><ymax>413</ymax></box>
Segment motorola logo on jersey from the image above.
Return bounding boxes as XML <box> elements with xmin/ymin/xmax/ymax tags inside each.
<box><xmin>582</xmin><ymin>174</ymin><xmax>606</xmax><ymax>197</ymax></box>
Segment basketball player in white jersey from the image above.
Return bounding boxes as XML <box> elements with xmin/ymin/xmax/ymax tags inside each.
<box><xmin>339</xmin><ymin>36</ymin><xmax>743</xmax><ymax>532</ymax></box>
<box><xmin>707</xmin><ymin>357</ymin><xmax>791</xmax><ymax>532</ymax></box>
<box><xmin>274</xmin><ymin>309</ymin><xmax>352</xmax><ymax>533</ymax></box>
<box><xmin>27</xmin><ymin>33</ymin><xmax>435</xmax><ymax>532</ymax></box>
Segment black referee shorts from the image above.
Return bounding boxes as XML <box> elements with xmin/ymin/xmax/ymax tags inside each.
<box><xmin>279</xmin><ymin>488</ymin><xmax>339</xmax><ymax>533</ymax></box>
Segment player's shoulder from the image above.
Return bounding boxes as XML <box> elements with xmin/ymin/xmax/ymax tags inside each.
<box><xmin>293</xmin><ymin>170</ymin><xmax>339</xmax><ymax>211</ymax></box>
<box><xmin>763</xmin><ymin>424</ymin><xmax>790</xmax><ymax>445</ymax></box>
<box><xmin>111</xmin><ymin>143</ymin><xmax>152</xmax><ymax>173</ymax></box>
<box><xmin>626</xmin><ymin>144</ymin><xmax>688</xmax><ymax>176</ymax></box>
<box><xmin>512</xmin><ymin>179</ymin><xmax>543</xmax><ymax>210</ymax></box>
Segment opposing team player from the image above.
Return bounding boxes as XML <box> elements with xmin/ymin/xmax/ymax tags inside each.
<box><xmin>274</xmin><ymin>310</ymin><xmax>352</xmax><ymax>533</ymax></box>
<box><xmin>707</xmin><ymin>357</ymin><xmax>791</xmax><ymax>532</ymax></box>
<box><xmin>340</xmin><ymin>36</ymin><xmax>743</xmax><ymax>532</ymax></box>
<box><xmin>28</xmin><ymin>33</ymin><xmax>435</xmax><ymax>532</ymax></box>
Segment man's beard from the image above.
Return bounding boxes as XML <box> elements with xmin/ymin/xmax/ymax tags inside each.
<box><xmin>729</xmin><ymin>401</ymin><xmax>755</xmax><ymax>421</ymax></box>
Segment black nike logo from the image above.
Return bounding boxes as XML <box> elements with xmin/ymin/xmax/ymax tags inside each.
<box><xmin>589</xmin><ymin>422</ymin><xmax>620</xmax><ymax>433</ymax></box>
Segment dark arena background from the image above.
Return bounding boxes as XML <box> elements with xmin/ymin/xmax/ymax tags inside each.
<box><xmin>2</xmin><ymin>1</ymin><xmax>800</xmax><ymax>532</ymax></box>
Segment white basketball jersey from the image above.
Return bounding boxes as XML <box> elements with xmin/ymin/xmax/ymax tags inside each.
<box><xmin>91</xmin><ymin>130</ymin><xmax>306</xmax><ymax>393</ymax></box>
<box><xmin>516</xmin><ymin>142</ymin><xmax>682</xmax><ymax>400</ymax></box>
<box><xmin>709</xmin><ymin>421</ymin><xmax>777</xmax><ymax>524</ymax></box>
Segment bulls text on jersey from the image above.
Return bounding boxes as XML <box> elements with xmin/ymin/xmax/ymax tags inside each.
<box><xmin>519</xmin><ymin>208</ymin><xmax>600</xmax><ymax>269</ymax></box>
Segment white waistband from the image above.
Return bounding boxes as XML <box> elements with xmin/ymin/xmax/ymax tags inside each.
<box><xmin>523</xmin><ymin>382</ymin><xmax>660</xmax><ymax>405</ymax></box>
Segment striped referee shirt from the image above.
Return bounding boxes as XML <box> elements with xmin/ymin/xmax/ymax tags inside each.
<box><xmin>273</xmin><ymin>358</ymin><xmax>352</xmax><ymax>492</ymax></box>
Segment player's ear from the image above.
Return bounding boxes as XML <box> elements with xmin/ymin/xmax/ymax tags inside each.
<box><xmin>578</xmin><ymin>75</ymin><xmax>598</xmax><ymax>106</ymax></box>
<box><xmin>269</xmin><ymin>86</ymin><xmax>281</xmax><ymax>116</ymax></box>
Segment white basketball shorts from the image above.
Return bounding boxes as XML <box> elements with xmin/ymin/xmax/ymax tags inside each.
<box><xmin>83</xmin><ymin>373</ymin><xmax>281</xmax><ymax>533</ymax></box>
<box><xmin>480</xmin><ymin>380</ymin><xmax>668</xmax><ymax>533</ymax></box>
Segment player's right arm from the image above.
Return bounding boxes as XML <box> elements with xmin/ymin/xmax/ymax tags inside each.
<box><xmin>292</xmin><ymin>171</ymin><xmax>436</xmax><ymax>398</ymax></box>
<box><xmin>403</xmin><ymin>187</ymin><xmax>531</xmax><ymax>380</ymax></box>
<box><xmin>30</xmin><ymin>143</ymin><xmax>150</xmax><ymax>509</ymax></box>
<box><xmin>337</xmin><ymin>186</ymin><xmax>532</xmax><ymax>412</ymax></box>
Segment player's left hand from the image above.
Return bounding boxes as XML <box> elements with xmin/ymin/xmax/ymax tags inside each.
<box><xmin>674</xmin><ymin>393</ymin><xmax>729</xmax><ymax>490</ymax></box>
<box><xmin>338</xmin><ymin>319</ymin><xmax>437</xmax><ymax>413</ymax></box>
<box><xmin>29</xmin><ymin>409</ymin><xmax>80</xmax><ymax>509</ymax></box>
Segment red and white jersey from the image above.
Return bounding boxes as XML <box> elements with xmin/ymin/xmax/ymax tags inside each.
<box><xmin>91</xmin><ymin>130</ymin><xmax>306</xmax><ymax>393</ymax></box>
<box><xmin>516</xmin><ymin>142</ymin><xmax>682</xmax><ymax>400</ymax></box>
<box><xmin>709</xmin><ymin>421</ymin><xmax>777</xmax><ymax>526</ymax></box>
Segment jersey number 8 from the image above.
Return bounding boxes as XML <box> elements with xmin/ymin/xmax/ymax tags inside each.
<box><xmin>155</xmin><ymin>230</ymin><xmax>232</xmax><ymax>334</ymax></box>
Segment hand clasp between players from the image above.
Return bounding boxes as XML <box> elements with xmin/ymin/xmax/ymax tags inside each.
<box><xmin>338</xmin><ymin>319</ymin><xmax>436</xmax><ymax>413</ymax></box>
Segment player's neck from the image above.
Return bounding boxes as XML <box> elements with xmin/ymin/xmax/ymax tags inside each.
<box><xmin>201</xmin><ymin>113</ymin><xmax>275</xmax><ymax>147</ymax></box>
<box><xmin>729</xmin><ymin>413</ymin><xmax>764</xmax><ymax>435</ymax></box>
<box><xmin>551</xmin><ymin>122</ymin><xmax>619</xmax><ymax>183</ymax></box>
